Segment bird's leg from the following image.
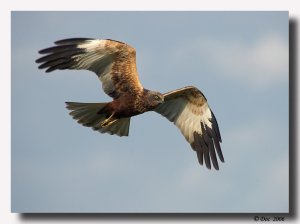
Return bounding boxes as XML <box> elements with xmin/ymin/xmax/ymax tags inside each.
<box><xmin>100</xmin><ymin>112</ymin><xmax>117</xmax><ymax>127</ymax></box>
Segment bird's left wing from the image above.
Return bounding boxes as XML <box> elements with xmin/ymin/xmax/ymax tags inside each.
<box><xmin>154</xmin><ymin>86</ymin><xmax>224</xmax><ymax>170</ymax></box>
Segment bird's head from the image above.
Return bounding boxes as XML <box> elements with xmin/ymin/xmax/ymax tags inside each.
<box><xmin>145</xmin><ymin>90</ymin><xmax>164</xmax><ymax>109</ymax></box>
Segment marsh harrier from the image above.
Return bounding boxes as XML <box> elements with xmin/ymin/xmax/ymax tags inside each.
<box><xmin>36</xmin><ymin>38</ymin><xmax>224</xmax><ymax>170</ymax></box>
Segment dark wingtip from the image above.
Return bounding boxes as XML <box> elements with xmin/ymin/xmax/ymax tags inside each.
<box><xmin>65</xmin><ymin>102</ymin><xmax>72</xmax><ymax>109</ymax></box>
<box><xmin>211</xmin><ymin>111</ymin><xmax>222</xmax><ymax>142</ymax></box>
<box><xmin>206</xmin><ymin>162</ymin><xmax>211</xmax><ymax>170</ymax></box>
<box><xmin>38</xmin><ymin>46</ymin><xmax>60</xmax><ymax>54</ymax></box>
<box><xmin>38</xmin><ymin>64</ymin><xmax>46</xmax><ymax>69</ymax></box>
<box><xmin>54</xmin><ymin>38</ymin><xmax>94</xmax><ymax>45</ymax></box>
<box><xmin>218</xmin><ymin>148</ymin><xmax>225</xmax><ymax>163</ymax></box>
<box><xmin>38</xmin><ymin>49</ymin><xmax>47</xmax><ymax>54</ymax></box>
<box><xmin>213</xmin><ymin>162</ymin><xmax>219</xmax><ymax>170</ymax></box>
<box><xmin>193</xmin><ymin>121</ymin><xmax>224</xmax><ymax>171</ymax></box>
<box><xmin>45</xmin><ymin>67</ymin><xmax>56</xmax><ymax>73</ymax></box>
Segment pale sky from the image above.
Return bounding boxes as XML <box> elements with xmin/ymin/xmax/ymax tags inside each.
<box><xmin>12</xmin><ymin>11</ymin><xmax>289</xmax><ymax>212</ymax></box>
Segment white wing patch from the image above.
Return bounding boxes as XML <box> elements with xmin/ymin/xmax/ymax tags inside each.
<box><xmin>175</xmin><ymin>101</ymin><xmax>212</xmax><ymax>143</ymax></box>
<box><xmin>77</xmin><ymin>39</ymin><xmax>106</xmax><ymax>51</ymax></box>
<box><xmin>72</xmin><ymin>40</ymin><xmax>112</xmax><ymax>72</ymax></box>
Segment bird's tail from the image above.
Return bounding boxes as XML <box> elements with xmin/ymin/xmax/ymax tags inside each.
<box><xmin>65</xmin><ymin>102</ymin><xmax>130</xmax><ymax>136</ymax></box>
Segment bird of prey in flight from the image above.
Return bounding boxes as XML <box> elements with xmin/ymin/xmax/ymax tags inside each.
<box><xmin>36</xmin><ymin>38</ymin><xmax>224</xmax><ymax>170</ymax></box>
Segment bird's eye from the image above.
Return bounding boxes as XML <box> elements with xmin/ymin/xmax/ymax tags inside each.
<box><xmin>154</xmin><ymin>95</ymin><xmax>160</xmax><ymax>100</ymax></box>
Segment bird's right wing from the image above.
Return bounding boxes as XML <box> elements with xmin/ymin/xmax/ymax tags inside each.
<box><xmin>36</xmin><ymin>38</ymin><xmax>143</xmax><ymax>98</ymax></box>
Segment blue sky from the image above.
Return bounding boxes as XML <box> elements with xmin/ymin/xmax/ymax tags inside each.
<box><xmin>11</xmin><ymin>11</ymin><xmax>289</xmax><ymax>213</ymax></box>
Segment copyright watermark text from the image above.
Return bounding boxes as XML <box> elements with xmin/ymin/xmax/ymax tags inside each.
<box><xmin>254</xmin><ymin>216</ymin><xmax>285</xmax><ymax>221</ymax></box>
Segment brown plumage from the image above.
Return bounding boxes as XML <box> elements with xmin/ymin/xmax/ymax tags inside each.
<box><xmin>36</xmin><ymin>38</ymin><xmax>224</xmax><ymax>170</ymax></box>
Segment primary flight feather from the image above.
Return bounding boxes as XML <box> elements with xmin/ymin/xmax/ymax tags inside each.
<box><xmin>36</xmin><ymin>38</ymin><xmax>224</xmax><ymax>170</ymax></box>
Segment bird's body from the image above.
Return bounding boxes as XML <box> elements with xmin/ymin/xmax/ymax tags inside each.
<box><xmin>100</xmin><ymin>89</ymin><xmax>163</xmax><ymax>119</ymax></box>
<box><xmin>36</xmin><ymin>38</ymin><xmax>224</xmax><ymax>170</ymax></box>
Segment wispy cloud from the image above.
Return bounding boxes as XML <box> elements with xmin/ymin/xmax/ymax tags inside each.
<box><xmin>172</xmin><ymin>33</ymin><xmax>288</xmax><ymax>90</ymax></box>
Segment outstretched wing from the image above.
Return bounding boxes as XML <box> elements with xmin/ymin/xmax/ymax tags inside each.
<box><xmin>154</xmin><ymin>86</ymin><xmax>224</xmax><ymax>170</ymax></box>
<box><xmin>36</xmin><ymin>38</ymin><xmax>143</xmax><ymax>99</ymax></box>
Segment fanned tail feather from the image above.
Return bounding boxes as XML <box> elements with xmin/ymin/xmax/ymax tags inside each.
<box><xmin>65</xmin><ymin>102</ymin><xmax>130</xmax><ymax>137</ymax></box>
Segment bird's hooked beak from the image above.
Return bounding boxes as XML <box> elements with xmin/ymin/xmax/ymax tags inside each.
<box><xmin>160</xmin><ymin>95</ymin><xmax>165</xmax><ymax>104</ymax></box>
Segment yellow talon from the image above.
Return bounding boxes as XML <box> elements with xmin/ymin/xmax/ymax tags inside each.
<box><xmin>100</xmin><ymin>112</ymin><xmax>117</xmax><ymax>127</ymax></box>
<box><xmin>100</xmin><ymin>119</ymin><xmax>117</xmax><ymax>127</ymax></box>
